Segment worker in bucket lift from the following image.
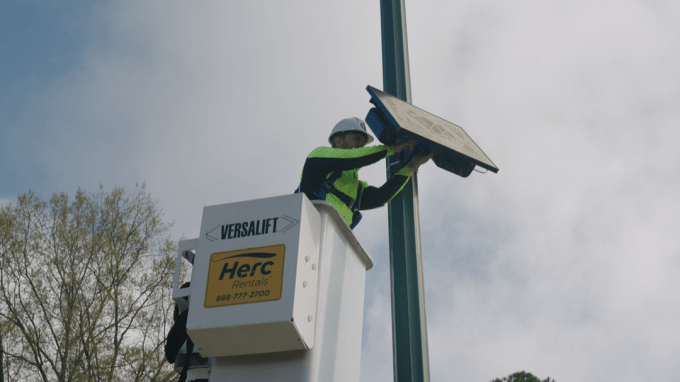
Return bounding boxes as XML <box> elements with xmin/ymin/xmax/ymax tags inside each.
<box><xmin>295</xmin><ymin>117</ymin><xmax>434</xmax><ymax>229</ymax></box>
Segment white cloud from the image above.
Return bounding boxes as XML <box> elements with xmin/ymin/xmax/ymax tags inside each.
<box><xmin>0</xmin><ymin>196</ymin><xmax>13</xmax><ymax>207</ymax></box>
<box><xmin>406</xmin><ymin>0</ymin><xmax>680</xmax><ymax>380</ymax></box>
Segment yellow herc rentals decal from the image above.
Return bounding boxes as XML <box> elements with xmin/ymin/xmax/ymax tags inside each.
<box><xmin>205</xmin><ymin>244</ymin><xmax>285</xmax><ymax>308</ymax></box>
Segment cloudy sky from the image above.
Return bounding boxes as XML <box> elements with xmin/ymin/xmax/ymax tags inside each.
<box><xmin>2</xmin><ymin>1</ymin><xmax>679</xmax><ymax>381</ymax></box>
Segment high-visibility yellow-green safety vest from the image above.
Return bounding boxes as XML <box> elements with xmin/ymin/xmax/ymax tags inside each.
<box><xmin>295</xmin><ymin>145</ymin><xmax>415</xmax><ymax>229</ymax></box>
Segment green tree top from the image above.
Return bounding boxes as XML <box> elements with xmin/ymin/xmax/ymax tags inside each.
<box><xmin>0</xmin><ymin>185</ymin><xmax>177</xmax><ymax>382</ymax></box>
<box><xmin>491</xmin><ymin>371</ymin><xmax>556</xmax><ymax>382</ymax></box>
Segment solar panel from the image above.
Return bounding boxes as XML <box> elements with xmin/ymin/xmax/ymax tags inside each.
<box><xmin>365</xmin><ymin>85</ymin><xmax>498</xmax><ymax>177</ymax></box>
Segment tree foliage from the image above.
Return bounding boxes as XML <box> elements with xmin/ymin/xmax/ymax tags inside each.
<box><xmin>0</xmin><ymin>185</ymin><xmax>177</xmax><ymax>382</ymax></box>
<box><xmin>491</xmin><ymin>371</ymin><xmax>556</xmax><ymax>382</ymax></box>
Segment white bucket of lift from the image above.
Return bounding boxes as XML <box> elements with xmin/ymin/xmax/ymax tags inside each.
<box><xmin>174</xmin><ymin>193</ymin><xmax>322</xmax><ymax>357</ymax></box>
<box><xmin>173</xmin><ymin>193</ymin><xmax>373</xmax><ymax>381</ymax></box>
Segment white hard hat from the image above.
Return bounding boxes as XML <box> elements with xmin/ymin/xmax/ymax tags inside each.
<box><xmin>328</xmin><ymin>117</ymin><xmax>375</xmax><ymax>145</ymax></box>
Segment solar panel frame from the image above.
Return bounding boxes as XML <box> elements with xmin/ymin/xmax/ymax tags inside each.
<box><xmin>366</xmin><ymin>85</ymin><xmax>499</xmax><ymax>174</ymax></box>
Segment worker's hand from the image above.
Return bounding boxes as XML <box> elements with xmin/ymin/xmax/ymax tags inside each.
<box><xmin>407</xmin><ymin>151</ymin><xmax>434</xmax><ymax>170</ymax></box>
<box><xmin>390</xmin><ymin>138</ymin><xmax>416</xmax><ymax>154</ymax></box>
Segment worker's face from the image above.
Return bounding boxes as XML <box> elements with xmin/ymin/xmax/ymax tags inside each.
<box><xmin>335</xmin><ymin>133</ymin><xmax>367</xmax><ymax>149</ymax></box>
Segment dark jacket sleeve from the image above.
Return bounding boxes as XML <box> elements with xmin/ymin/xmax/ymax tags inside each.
<box><xmin>359</xmin><ymin>166</ymin><xmax>415</xmax><ymax>210</ymax></box>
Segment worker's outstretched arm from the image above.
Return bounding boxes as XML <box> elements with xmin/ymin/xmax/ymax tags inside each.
<box><xmin>359</xmin><ymin>150</ymin><xmax>433</xmax><ymax>210</ymax></box>
<box><xmin>304</xmin><ymin>146</ymin><xmax>396</xmax><ymax>172</ymax></box>
<box><xmin>359</xmin><ymin>166</ymin><xmax>415</xmax><ymax>210</ymax></box>
<box><xmin>304</xmin><ymin>139</ymin><xmax>414</xmax><ymax>172</ymax></box>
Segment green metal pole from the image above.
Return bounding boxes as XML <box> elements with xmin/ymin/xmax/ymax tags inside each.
<box><xmin>380</xmin><ymin>1</ymin><xmax>430</xmax><ymax>381</ymax></box>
